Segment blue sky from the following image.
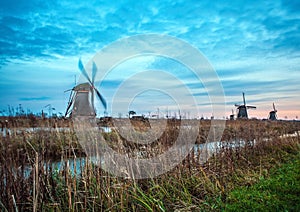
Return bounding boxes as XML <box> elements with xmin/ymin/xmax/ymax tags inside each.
<box><xmin>0</xmin><ymin>0</ymin><xmax>299</xmax><ymax>119</ymax></box>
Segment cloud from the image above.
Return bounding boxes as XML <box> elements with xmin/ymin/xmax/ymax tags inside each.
<box><xmin>19</xmin><ymin>96</ymin><xmax>51</xmax><ymax>101</ymax></box>
<box><xmin>0</xmin><ymin>0</ymin><xmax>41</xmax><ymax>15</ymax></box>
<box><xmin>1</xmin><ymin>0</ymin><xmax>299</xmax><ymax>64</ymax></box>
<box><xmin>281</xmin><ymin>0</ymin><xmax>300</xmax><ymax>14</ymax></box>
<box><xmin>221</xmin><ymin>78</ymin><xmax>291</xmax><ymax>94</ymax></box>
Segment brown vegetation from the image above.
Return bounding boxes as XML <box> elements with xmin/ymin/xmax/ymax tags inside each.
<box><xmin>0</xmin><ymin>117</ymin><xmax>299</xmax><ymax>211</ymax></box>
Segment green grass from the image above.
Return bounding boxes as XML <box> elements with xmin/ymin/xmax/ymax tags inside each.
<box><xmin>224</xmin><ymin>153</ymin><xmax>300</xmax><ymax>211</ymax></box>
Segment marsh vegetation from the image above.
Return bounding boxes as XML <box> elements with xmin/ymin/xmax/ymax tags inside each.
<box><xmin>0</xmin><ymin>116</ymin><xmax>299</xmax><ymax>211</ymax></box>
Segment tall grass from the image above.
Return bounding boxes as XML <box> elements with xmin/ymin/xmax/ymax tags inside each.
<box><xmin>0</xmin><ymin>117</ymin><xmax>299</xmax><ymax>211</ymax></box>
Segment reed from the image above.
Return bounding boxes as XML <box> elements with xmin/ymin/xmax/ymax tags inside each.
<box><xmin>0</xmin><ymin>117</ymin><xmax>299</xmax><ymax>211</ymax></box>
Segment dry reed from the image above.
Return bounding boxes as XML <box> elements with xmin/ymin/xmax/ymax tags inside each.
<box><xmin>0</xmin><ymin>116</ymin><xmax>299</xmax><ymax>211</ymax></box>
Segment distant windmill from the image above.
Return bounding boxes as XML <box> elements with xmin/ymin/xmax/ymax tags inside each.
<box><xmin>234</xmin><ymin>92</ymin><xmax>256</xmax><ymax>119</ymax></box>
<box><xmin>65</xmin><ymin>59</ymin><xmax>107</xmax><ymax>118</ymax></box>
<box><xmin>268</xmin><ymin>103</ymin><xmax>278</xmax><ymax>121</ymax></box>
<box><xmin>230</xmin><ymin>109</ymin><xmax>235</xmax><ymax>120</ymax></box>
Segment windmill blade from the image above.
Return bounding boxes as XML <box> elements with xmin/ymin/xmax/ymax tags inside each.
<box><xmin>242</xmin><ymin>92</ymin><xmax>246</xmax><ymax>106</ymax></box>
<box><xmin>247</xmin><ymin>106</ymin><xmax>256</xmax><ymax>109</ymax></box>
<box><xmin>65</xmin><ymin>102</ymin><xmax>72</xmax><ymax>117</ymax></box>
<box><xmin>65</xmin><ymin>92</ymin><xmax>74</xmax><ymax>117</ymax></box>
<box><xmin>91</xmin><ymin>62</ymin><xmax>98</xmax><ymax>108</ymax></box>
<box><xmin>78</xmin><ymin>58</ymin><xmax>107</xmax><ymax>111</ymax></box>
<box><xmin>94</xmin><ymin>87</ymin><xmax>107</xmax><ymax>110</ymax></box>
<box><xmin>92</xmin><ymin>61</ymin><xmax>97</xmax><ymax>85</ymax></box>
<box><xmin>273</xmin><ymin>102</ymin><xmax>277</xmax><ymax>112</ymax></box>
<box><xmin>235</xmin><ymin>104</ymin><xmax>241</xmax><ymax>107</ymax></box>
<box><xmin>91</xmin><ymin>88</ymin><xmax>95</xmax><ymax>111</ymax></box>
<box><xmin>78</xmin><ymin>59</ymin><xmax>92</xmax><ymax>84</ymax></box>
<box><xmin>64</xmin><ymin>88</ymin><xmax>73</xmax><ymax>93</ymax></box>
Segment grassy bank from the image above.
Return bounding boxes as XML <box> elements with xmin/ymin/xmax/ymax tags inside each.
<box><xmin>225</xmin><ymin>154</ymin><xmax>300</xmax><ymax>211</ymax></box>
<box><xmin>0</xmin><ymin>118</ymin><xmax>299</xmax><ymax>211</ymax></box>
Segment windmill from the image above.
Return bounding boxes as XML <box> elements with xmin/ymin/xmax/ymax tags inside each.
<box><xmin>65</xmin><ymin>59</ymin><xmax>107</xmax><ymax>118</ymax></box>
<box><xmin>234</xmin><ymin>92</ymin><xmax>256</xmax><ymax>119</ymax></box>
<box><xmin>229</xmin><ymin>109</ymin><xmax>234</xmax><ymax>120</ymax></box>
<box><xmin>268</xmin><ymin>103</ymin><xmax>277</xmax><ymax>120</ymax></box>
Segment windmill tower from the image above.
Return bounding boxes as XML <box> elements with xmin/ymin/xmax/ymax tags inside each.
<box><xmin>65</xmin><ymin>59</ymin><xmax>107</xmax><ymax>118</ymax></box>
<box><xmin>268</xmin><ymin>103</ymin><xmax>277</xmax><ymax>120</ymax></box>
<box><xmin>235</xmin><ymin>92</ymin><xmax>256</xmax><ymax>119</ymax></box>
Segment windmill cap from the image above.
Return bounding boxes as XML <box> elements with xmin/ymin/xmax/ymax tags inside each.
<box><xmin>73</xmin><ymin>82</ymin><xmax>92</xmax><ymax>91</ymax></box>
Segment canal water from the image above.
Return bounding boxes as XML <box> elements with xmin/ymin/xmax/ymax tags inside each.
<box><xmin>20</xmin><ymin>139</ymin><xmax>251</xmax><ymax>179</ymax></box>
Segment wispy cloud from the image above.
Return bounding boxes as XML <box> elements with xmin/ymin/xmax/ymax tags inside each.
<box><xmin>19</xmin><ymin>96</ymin><xmax>50</xmax><ymax>101</ymax></box>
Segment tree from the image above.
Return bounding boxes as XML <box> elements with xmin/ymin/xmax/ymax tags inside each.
<box><xmin>128</xmin><ymin>110</ymin><xmax>136</xmax><ymax>118</ymax></box>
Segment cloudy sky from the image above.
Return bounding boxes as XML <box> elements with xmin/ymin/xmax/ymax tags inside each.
<box><xmin>0</xmin><ymin>0</ymin><xmax>299</xmax><ymax>119</ymax></box>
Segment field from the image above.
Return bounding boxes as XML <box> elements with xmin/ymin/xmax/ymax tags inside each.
<box><xmin>0</xmin><ymin>116</ymin><xmax>299</xmax><ymax>211</ymax></box>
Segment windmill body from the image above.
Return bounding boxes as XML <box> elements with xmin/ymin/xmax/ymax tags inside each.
<box><xmin>65</xmin><ymin>60</ymin><xmax>107</xmax><ymax>118</ymax></box>
<box><xmin>237</xmin><ymin>105</ymin><xmax>248</xmax><ymax>119</ymax></box>
<box><xmin>235</xmin><ymin>92</ymin><xmax>256</xmax><ymax>119</ymax></box>
<box><xmin>71</xmin><ymin>83</ymin><xmax>96</xmax><ymax>117</ymax></box>
<box><xmin>268</xmin><ymin>111</ymin><xmax>277</xmax><ymax>120</ymax></box>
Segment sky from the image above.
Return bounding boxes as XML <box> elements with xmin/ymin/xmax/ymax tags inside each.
<box><xmin>0</xmin><ymin>0</ymin><xmax>299</xmax><ymax>119</ymax></box>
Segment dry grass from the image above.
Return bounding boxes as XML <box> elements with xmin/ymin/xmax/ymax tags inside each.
<box><xmin>0</xmin><ymin>116</ymin><xmax>299</xmax><ymax>211</ymax></box>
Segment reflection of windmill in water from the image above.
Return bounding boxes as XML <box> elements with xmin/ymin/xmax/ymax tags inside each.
<box><xmin>268</xmin><ymin>103</ymin><xmax>278</xmax><ymax>120</ymax></box>
<box><xmin>234</xmin><ymin>92</ymin><xmax>256</xmax><ymax>119</ymax></box>
<box><xmin>65</xmin><ymin>59</ymin><xmax>107</xmax><ymax>118</ymax></box>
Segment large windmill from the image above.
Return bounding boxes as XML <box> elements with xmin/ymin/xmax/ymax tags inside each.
<box><xmin>65</xmin><ymin>59</ymin><xmax>107</xmax><ymax>118</ymax></box>
<box><xmin>235</xmin><ymin>92</ymin><xmax>256</xmax><ymax>119</ymax></box>
<box><xmin>268</xmin><ymin>103</ymin><xmax>278</xmax><ymax>120</ymax></box>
